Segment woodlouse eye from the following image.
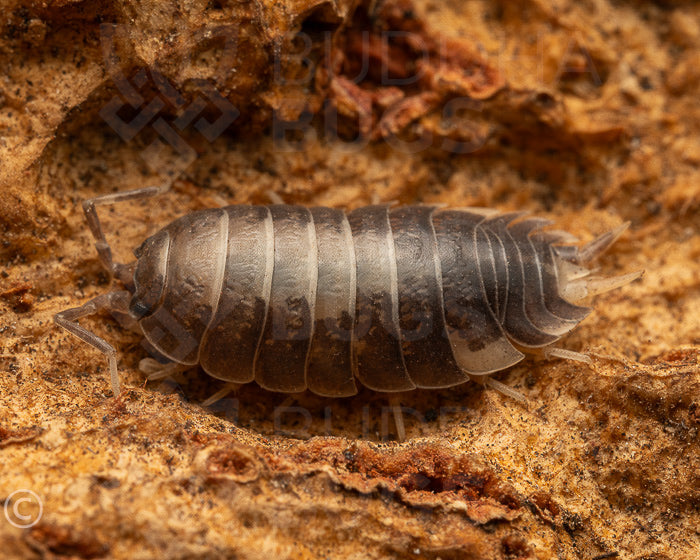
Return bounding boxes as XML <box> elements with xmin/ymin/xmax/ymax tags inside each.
<box><xmin>129</xmin><ymin>299</ymin><xmax>153</xmax><ymax>320</ymax></box>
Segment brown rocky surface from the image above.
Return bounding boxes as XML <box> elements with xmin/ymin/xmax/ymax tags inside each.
<box><xmin>1</xmin><ymin>0</ymin><xmax>698</xmax><ymax>558</ymax></box>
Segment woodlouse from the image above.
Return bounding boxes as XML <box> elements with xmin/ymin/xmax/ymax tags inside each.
<box><xmin>55</xmin><ymin>186</ymin><xmax>641</xmax><ymax>415</ymax></box>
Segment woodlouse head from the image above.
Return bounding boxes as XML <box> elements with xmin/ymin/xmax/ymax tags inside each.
<box><xmin>129</xmin><ymin>229</ymin><xmax>170</xmax><ymax>320</ymax></box>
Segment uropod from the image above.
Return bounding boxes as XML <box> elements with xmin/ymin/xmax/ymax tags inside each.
<box><xmin>55</xmin><ymin>186</ymin><xmax>641</xmax><ymax>437</ymax></box>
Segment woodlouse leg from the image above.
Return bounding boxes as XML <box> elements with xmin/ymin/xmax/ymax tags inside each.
<box><xmin>388</xmin><ymin>394</ymin><xmax>406</xmax><ymax>442</ymax></box>
<box><xmin>138</xmin><ymin>358</ymin><xmax>190</xmax><ymax>381</ymax></box>
<box><xmin>468</xmin><ymin>375</ymin><xmax>527</xmax><ymax>403</ymax></box>
<box><xmin>54</xmin><ymin>291</ymin><xmax>131</xmax><ymax>396</ymax></box>
<box><xmin>265</xmin><ymin>191</ymin><xmax>285</xmax><ymax>205</ymax></box>
<box><xmin>201</xmin><ymin>383</ymin><xmax>242</xmax><ymax>407</ymax></box>
<box><xmin>544</xmin><ymin>347</ymin><xmax>593</xmax><ymax>366</ymax></box>
<box><xmin>82</xmin><ymin>184</ymin><xmax>170</xmax><ymax>283</ymax></box>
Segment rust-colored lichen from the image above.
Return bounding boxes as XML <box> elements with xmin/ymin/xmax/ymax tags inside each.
<box><xmin>320</xmin><ymin>0</ymin><xmax>505</xmax><ymax>141</ymax></box>
<box><xmin>198</xmin><ymin>444</ymin><xmax>263</xmax><ymax>483</ymax></box>
<box><xmin>0</xmin><ymin>282</ymin><xmax>34</xmax><ymax>313</ymax></box>
<box><xmin>0</xmin><ymin>425</ymin><xmax>43</xmax><ymax>448</ymax></box>
<box><xmin>26</xmin><ymin>524</ymin><xmax>110</xmax><ymax>559</ymax></box>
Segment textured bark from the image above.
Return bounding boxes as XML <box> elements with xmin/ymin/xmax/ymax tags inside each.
<box><xmin>1</xmin><ymin>1</ymin><xmax>698</xmax><ymax>559</ymax></box>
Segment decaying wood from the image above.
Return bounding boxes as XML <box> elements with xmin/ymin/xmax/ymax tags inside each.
<box><xmin>0</xmin><ymin>1</ymin><xmax>698</xmax><ymax>558</ymax></box>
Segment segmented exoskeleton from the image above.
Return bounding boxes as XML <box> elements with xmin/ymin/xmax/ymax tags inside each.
<box><xmin>55</xmin><ymin>187</ymin><xmax>640</xmax><ymax>403</ymax></box>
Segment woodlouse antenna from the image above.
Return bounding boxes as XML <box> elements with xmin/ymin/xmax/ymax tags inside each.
<box><xmin>54</xmin><ymin>291</ymin><xmax>131</xmax><ymax>395</ymax></box>
<box><xmin>82</xmin><ymin>184</ymin><xmax>170</xmax><ymax>284</ymax></box>
<box><xmin>55</xmin><ymin>184</ymin><xmax>171</xmax><ymax>396</ymax></box>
